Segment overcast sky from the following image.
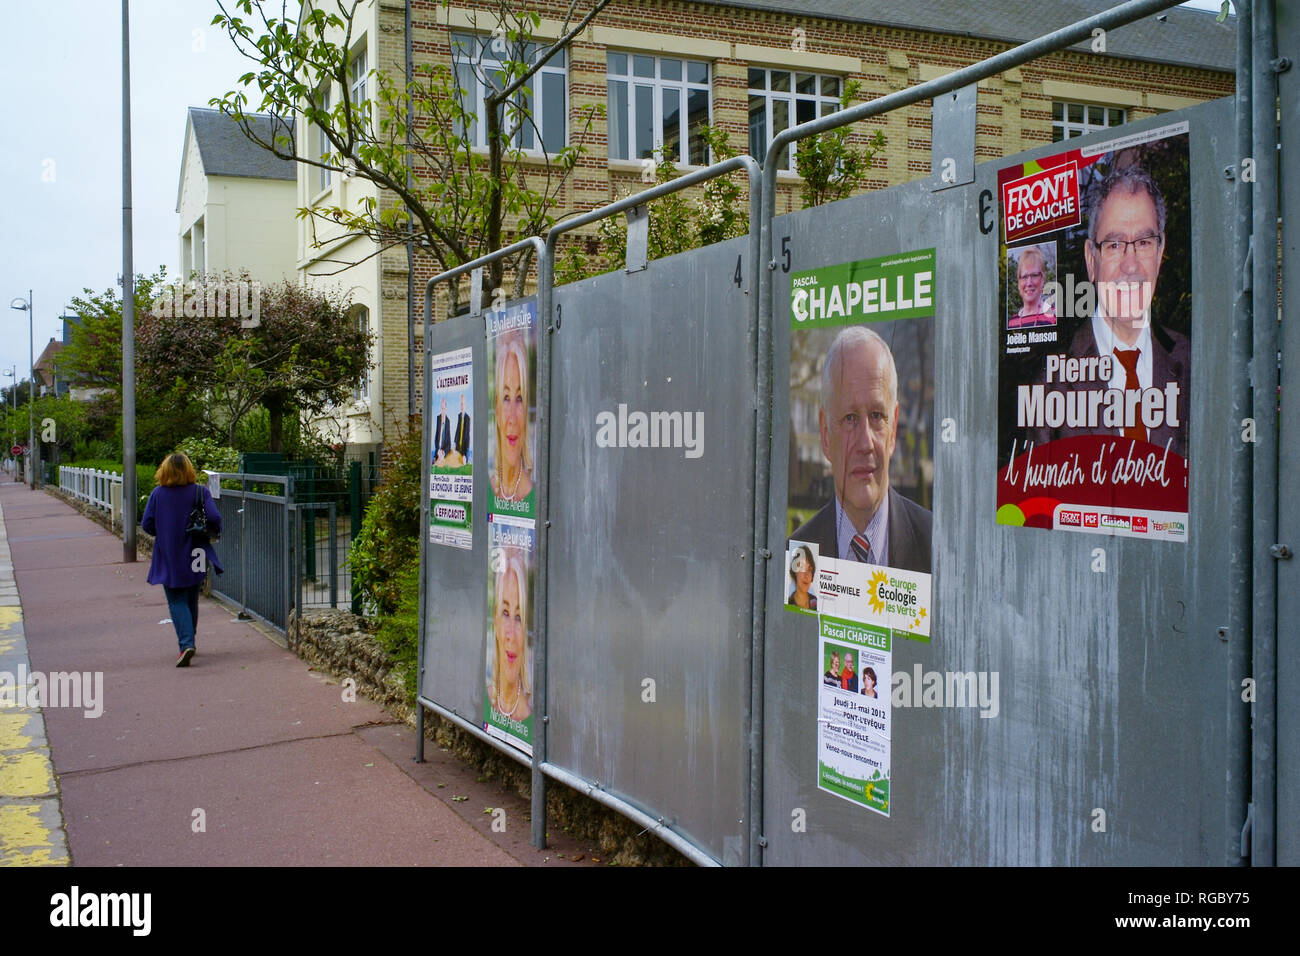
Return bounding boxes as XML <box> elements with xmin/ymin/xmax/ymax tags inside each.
<box><xmin>0</xmin><ymin>0</ymin><xmax>1229</xmax><ymax>390</ymax></box>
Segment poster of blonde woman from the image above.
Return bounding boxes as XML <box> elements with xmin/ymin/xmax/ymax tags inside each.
<box><xmin>484</xmin><ymin>516</ymin><xmax>535</xmax><ymax>754</ymax></box>
<box><xmin>486</xmin><ymin>299</ymin><xmax>538</xmax><ymax>522</ymax></box>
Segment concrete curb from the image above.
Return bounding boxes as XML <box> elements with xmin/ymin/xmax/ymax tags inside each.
<box><xmin>0</xmin><ymin>494</ymin><xmax>71</xmax><ymax>866</ymax></box>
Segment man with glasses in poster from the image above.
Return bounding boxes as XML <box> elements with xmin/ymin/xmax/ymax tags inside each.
<box><xmin>1032</xmin><ymin>163</ymin><xmax>1190</xmax><ymax>459</ymax></box>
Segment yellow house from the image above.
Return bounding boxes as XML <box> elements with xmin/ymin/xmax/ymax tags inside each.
<box><xmin>290</xmin><ymin>0</ymin><xmax>1235</xmax><ymax>462</ymax></box>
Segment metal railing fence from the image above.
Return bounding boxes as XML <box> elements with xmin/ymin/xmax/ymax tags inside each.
<box><xmin>207</xmin><ymin>473</ymin><xmax>294</xmax><ymax>634</ymax></box>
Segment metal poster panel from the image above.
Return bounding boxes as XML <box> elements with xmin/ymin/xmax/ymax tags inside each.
<box><xmin>996</xmin><ymin>121</ymin><xmax>1192</xmax><ymax>542</ymax></box>
<box><xmin>429</xmin><ymin>346</ymin><xmax>473</xmax><ymax>550</ymax></box>
<box><xmin>420</xmin><ymin>314</ymin><xmax>490</xmax><ymax>723</ymax></box>
<box><xmin>764</xmin><ymin>99</ymin><xmax>1237</xmax><ymax>866</ymax></box>
<box><xmin>547</xmin><ymin>236</ymin><xmax>755</xmax><ymax>864</ymax></box>
<box><xmin>786</xmin><ymin>249</ymin><xmax>937</xmax><ymax>816</ymax></box>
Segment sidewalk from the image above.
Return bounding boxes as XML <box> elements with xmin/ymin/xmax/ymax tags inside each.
<box><xmin>0</xmin><ymin>481</ymin><xmax>576</xmax><ymax>867</ymax></box>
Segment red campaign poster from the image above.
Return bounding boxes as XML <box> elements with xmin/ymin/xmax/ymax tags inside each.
<box><xmin>995</xmin><ymin>122</ymin><xmax>1191</xmax><ymax>543</ymax></box>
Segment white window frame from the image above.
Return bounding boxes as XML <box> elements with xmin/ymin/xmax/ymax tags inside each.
<box><xmin>316</xmin><ymin>85</ymin><xmax>332</xmax><ymax>194</ymax></box>
<box><xmin>1052</xmin><ymin>101</ymin><xmax>1126</xmax><ymax>141</ymax></box>
<box><xmin>349</xmin><ymin>47</ymin><xmax>368</xmax><ymax>112</ymax></box>
<box><xmin>747</xmin><ymin>67</ymin><xmax>842</xmax><ymax>171</ymax></box>
<box><xmin>353</xmin><ymin>305</ymin><xmax>370</xmax><ymax>403</ymax></box>
<box><xmin>605</xmin><ymin>52</ymin><xmax>712</xmax><ymax>167</ymax></box>
<box><xmin>451</xmin><ymin>32</ymin><xmax>569</xmax><ymax>155</ymax></box>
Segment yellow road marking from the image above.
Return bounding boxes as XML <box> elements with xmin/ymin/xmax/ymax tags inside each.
<box><xmin>0</xmin><ymin>751</ymin><xmax>54</xmax><ymax>798</ymax></box>
<box><xmin>0</xmin><ymin>804</ymin><xmax>66</xmax><ymax>866</ymax></box>
<box><xmin>0</xmin><ymin>713</ymin><xmax>35</xmax><ymax>749</ymax></box>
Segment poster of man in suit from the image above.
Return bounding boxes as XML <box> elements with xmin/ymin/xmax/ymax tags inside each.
<box><xmin>996</xmin><ymin>122</ymin><xmax>1191</xmax><ymax>542</ymax></box>
<box><xmin>786</xmin><ymin>248</ymin><xmax>935</xmax><ymax>643</ymax></box>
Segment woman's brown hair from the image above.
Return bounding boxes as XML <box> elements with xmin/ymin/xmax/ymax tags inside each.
<box><xmin>155</xmin><ymin>452</ymin><xmax>198</xmax><ymax>487</ymax></box>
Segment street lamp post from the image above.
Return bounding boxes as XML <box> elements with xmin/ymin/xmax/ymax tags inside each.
<box><xmin>2</xmin><ymin>366</ymin><xmax>15</xmax><ymax>480</ymax></box>
<box><xmin>9</xmin><ymin>291</ymin><xmax>37</xmax><ymax>490</ymax></box>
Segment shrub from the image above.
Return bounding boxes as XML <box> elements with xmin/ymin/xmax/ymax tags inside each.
<box><xmin>348</xmin><ymin>419</ymin><xmax>422</xmax><ymax>618</ymax></box>
<box><xmin>174</xmin><ymin>436</ymin><xmax>240</xmax><ymax>474</ymax></box>
<box><xmin>375</xmin><ymin>561</ymin><xmax>420</xmax><ymax>702</ymax></box>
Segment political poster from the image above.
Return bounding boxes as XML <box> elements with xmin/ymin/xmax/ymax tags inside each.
<box><xmin>429</xmin><ymin>346</ymin><xmax>473</xmax><ymax>550</ymax></box>
<box><xmin>817</xmin><ymin>616</ymin><xmax>891</xmax><ymax>815</ymax></box>
<box><xmin>786</xmin><ymin>249</ymin><xmax>936</xmax><ymax>643</ymax></box>
<box><xmin>486</xmin><ymin>299</ymin><xmax>538</xmax><ymax>522</ymax></box>
<box><xmin>995</xmin><ymin>122</ymin><xmax>1192</xmax><ymax>542</ymax></box>
<box><xmin>484</xmin><ymin>515</ymin><xmax>535</xmax><ymax>755</ymax></box>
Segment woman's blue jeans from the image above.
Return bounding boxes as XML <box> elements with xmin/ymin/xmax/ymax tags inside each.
<box><xmin>163</xmin><ymin>585</ymin><xmax>201</xmax><ymax>652</ymax></box>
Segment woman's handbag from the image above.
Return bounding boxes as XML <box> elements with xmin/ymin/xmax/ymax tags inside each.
<box><xmin>184</xmin><ymin>484</ymin><xmax>217</xmax><ymax>544</ymax></box>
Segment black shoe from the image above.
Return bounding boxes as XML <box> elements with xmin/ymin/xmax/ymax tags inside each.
<box><xmin>176</xmin><ymin>647</ymin><xmax>195</xmax><ymax>667</ymax></box>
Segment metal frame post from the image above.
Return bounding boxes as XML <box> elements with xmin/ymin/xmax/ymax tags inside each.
<box><xmin>1227</xmin><ymin>0</ymin><xmax>1253</xmax><ymax>866</ymax></box>
<box><xmin>328</xmin><ymin>501</ymin><xmax>339</xmax><ymax>608</ymax></box>
<box><xmin>239</xmin><ymin>476</ymin><xmax>250</xmax><ymax>619</ymax></box>
<box><xmin>284</xmin><ymin>474</ymin><xmax>294</xmax><ymax>648</ymax></box>
<box><xmin>293</xmin><ymin>504</ymin><xmax>303</xmax><ymax>641</ymax></box>
<box><xmin>1249</xmin><ymin>0</ymin><xmax>1280</xmax><ymax>867</ymax></box>
<box><xmin>416</xmin><ymin>237</ymin><xmax>546</xmax><ymax>771</ymax></box>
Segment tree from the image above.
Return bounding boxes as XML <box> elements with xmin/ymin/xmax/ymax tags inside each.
<box><xmin>137</xmin><ymin>276</ymin><xmax>370</xmax><ymax>452</ymax></box>
<box><xmin>794</xmin><ymin>80</ymin><xmax>886</xmax><ymax>209</ymax></box>
<box><xmin>1</xmin><ymin>394</ymin><xmax>85</xmax><ymax>463</ymax></box>
<box><xmin>212</xmin><ymin>0</ymin><xmax>611</xmax><ymax>311</ymax></box>
<box><xmin>57</xmin><ymin>269</ymin><xmax>171</xmax><ymax>393</ymax></box>
<box><xmin>55</xmin><ymin>268</ymin><xmax>207</xmax><ymax>464</ymax></box>
<box><xmin>585</xmin><ymin>126</ymin><xmax>750</xmax><ymax>276</ymax></box>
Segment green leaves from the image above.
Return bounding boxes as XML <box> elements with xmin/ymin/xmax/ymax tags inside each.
<box><xmin>210</xmin><ymin>0</ymin><xmax>605</xmax><ymax>312</ymax></box>
<box><xmin>794</xmin><ymin>80</ymin><xmax>885</xmax><ymax>209</ymax></box>
<box><xmin>584</xmin><ymin>127</ymin><xmax>748</xmax><ymax>279</ymax></box>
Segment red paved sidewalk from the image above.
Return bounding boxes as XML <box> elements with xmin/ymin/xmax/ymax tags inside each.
<box><xmin>1</xmin><ymin>481</ymin><xmax>526</xmax><ymax>867</ymax></box>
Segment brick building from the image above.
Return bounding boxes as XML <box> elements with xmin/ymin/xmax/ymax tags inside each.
<box><xmin>296</xmin><ymin>0</ymin><xmax>1235</xmax><ymax>461</ymax></box>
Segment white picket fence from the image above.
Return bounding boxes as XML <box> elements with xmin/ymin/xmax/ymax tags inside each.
<box><xmin>59</xmin><ymin>466</ymin><xmax>122</xmax><ymax>514</ymax></box>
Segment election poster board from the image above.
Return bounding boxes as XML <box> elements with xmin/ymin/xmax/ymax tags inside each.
<box><xmin>484</xmin><ymin>515</ymin><xmax>535</xmax><ymax>755</ymax></box>
<box><xmin>785</xmin><ymin>248</ymin><xmax>937</xmax><ymax>816</ymax></box>
<box><xmin>428</xmin><ymin>346</ymin><xmax>474</xmax><ymax>550</ymax></box>
<box><xmin>995</xmin><ymin>122</ymin><xmax>1191</xmax><ymax>542</ymax></box>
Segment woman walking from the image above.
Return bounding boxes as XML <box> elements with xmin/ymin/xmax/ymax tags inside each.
<box><xmin>141</xmin><ymin>452</ymin><xmax>222</xmax><ymax>666</ymax></box>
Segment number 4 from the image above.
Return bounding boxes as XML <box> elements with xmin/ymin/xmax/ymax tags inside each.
<box><xmin>734</xmin><ymin>255</ymin><xmax>742</xmax><ymax>287</ymax></box>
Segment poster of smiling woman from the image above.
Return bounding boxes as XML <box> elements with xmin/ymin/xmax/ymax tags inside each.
<box><xmin>486</xmin><ymin>299</ymin><xmax>538</xmax><ymax>522</ymax></box>
<box><xmin>484</xmin><ymin>516</ymin><xmax>535</xmax><ymax>755</ymax></box>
